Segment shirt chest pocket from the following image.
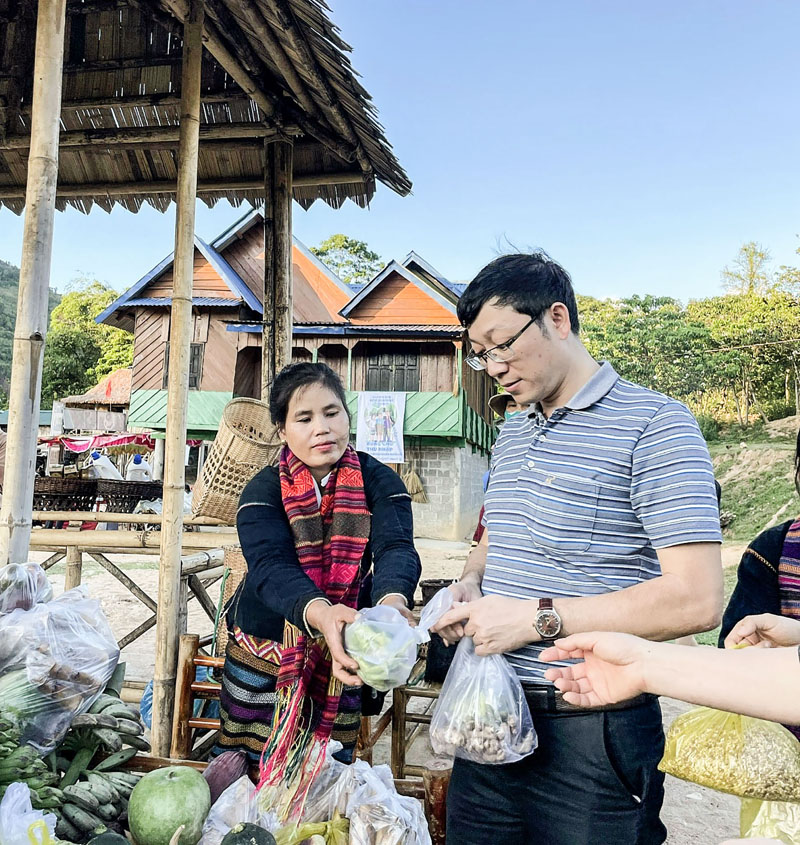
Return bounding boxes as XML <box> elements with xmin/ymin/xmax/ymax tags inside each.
<box><xmin>526</xmin><ymin>472</ymin><xmax>599</xmax><ymax>555</ymax></box>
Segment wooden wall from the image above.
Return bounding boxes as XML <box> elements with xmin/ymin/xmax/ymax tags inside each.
<box><xmin>347</xmin><ymin>272</ymin><xmax>457</xmax><ymax>325</ymax></box>
<box><xmin>222</xmin><ymin>224</ymin><xmax>264</xmax><ymax>303</ymax></box>
<box><xmin>200</xmin><ymin>316</ymin><xmax>237</xmax><ymax>392</ymax></box>
<box><xmin>461</xmin><ymin>357</ymin><xmax>494</xmax><ymax>426</ymax></box>
<box><xmin>419</xmin><ymin>342</ymin><xmax>455</xmax><ymax>392</ymax></box>
<box><xmin>146</xmin><ymin>248</ymin><xmax>236</xmax><ymax>299</ymax></box>
<box><xmin>131</xmin><ymin>311</ymin><xmax>167</xmax><ymax>390</ymax></box>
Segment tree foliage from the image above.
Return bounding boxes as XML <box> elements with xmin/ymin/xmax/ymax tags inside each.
<box><xmin>310</xmin><ymin>234</ymin><xmax>383</xmax><ymax>285</ymax></box>
<box><xmin>39</xmin><ymin>278</ymin><xmax>132</xmax><ymax>406</ymax></box>
<box><xmin>720</xmin><ymin>241</ymin><xmax>773</xmax><ymax>294</ymax></box>
<box><xmin>0</xmin><ymin>259</ymin><xmax>60</xmax><ymax>398</ymax></box>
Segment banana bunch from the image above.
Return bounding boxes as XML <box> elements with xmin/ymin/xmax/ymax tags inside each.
<box><xmin>60</xmin><ymin>694</ymin><xmax>151</xmax><ymax>758</ymax></box>
<box><xmin>53</xmin><ymin>768</ymin><xmax>141</xmax><ymax>842</ymax></box>
<box><xmin>0</xmin><ymin>717</ymin><xmax>64</xmax><ymax>811</ymax></box>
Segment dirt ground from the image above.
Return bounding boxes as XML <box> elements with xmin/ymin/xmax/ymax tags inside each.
<box><xmin>31</xmin><ymin>539</ymin><xmax>745</xmax><ymax>844</ymax></box>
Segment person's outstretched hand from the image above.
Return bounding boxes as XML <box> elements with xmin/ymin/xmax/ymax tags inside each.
<box><xmin>431</xmin><ymin>576</ymin><xmax>482</xmax><ymax>645</ymax></box>
<box><xmin>306</xmin><ymin>600</ymin><xmax>362</xmax><ymax>686</ymax></box>
<box><xmin>724</xmin><ymin>613</ymin><xmax>800</xmax><ymax>649</ymax></box>
<box><xmin>540</xmin><ymin>632</ymin><xmax>651</xmax><ymax>708</ymax></box>
<box><xmin>379</xmin><ymin>594</ymin><xmax>417</xmax><ymax>627</ymax></box>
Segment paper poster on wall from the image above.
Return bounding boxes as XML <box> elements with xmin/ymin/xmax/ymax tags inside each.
<box><xmin>356</xmin><ymin>391</ymin><xmax>406</xmax><ymax>463</ymax></box>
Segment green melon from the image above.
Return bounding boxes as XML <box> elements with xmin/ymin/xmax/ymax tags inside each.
<box><xmin>128</xmin><ymin>765</ymin><xmax>211</xmax><ymax>845</ymax></box>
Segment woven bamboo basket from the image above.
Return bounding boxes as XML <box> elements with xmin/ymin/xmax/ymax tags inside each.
<box><xmin>213</xmin><ymin>544</ymin><xmax>249</xmax><ymax>659</ymax></box>
<box><xmin>96</xmin><ymin>479</ymin><xmax>163</xmax><ymax>513</ymax></box>
<box><xmin>192</xmin><ymin>397</ymin><xmax>279</xmax><ymax>523</ymax></box>
<box><xmin>33</xmin><ymin>477</ymin><xmax>98</xmax><ymax>512</ymax></box>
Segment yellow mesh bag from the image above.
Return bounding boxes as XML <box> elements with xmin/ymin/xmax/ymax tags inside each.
<box><xmin>659</xmin><ymin>707</ymin><xmax>800</xmax><ymax>802</ymax></box>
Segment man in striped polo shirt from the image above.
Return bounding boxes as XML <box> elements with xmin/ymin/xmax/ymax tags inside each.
<box><xmin>434</xmin><ymin>253</ymin><xmax>723</xmax><ymax>845</ymax></box>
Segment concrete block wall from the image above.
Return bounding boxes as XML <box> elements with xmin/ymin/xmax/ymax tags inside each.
<box><xmin>407</xmin><ymin>444</ymin><xmax>489</xmax><ymax>540</ymax></box>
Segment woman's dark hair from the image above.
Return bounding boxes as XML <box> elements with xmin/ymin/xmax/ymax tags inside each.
<box><xmin>457</xmin><ymin>251</ymin><xmax>580</xmax><ymax>334</ymax></box>
<box><xmin>269</xmin><ymin>362</ymin><xmax>350</xmax><ymax>427</ymax></box>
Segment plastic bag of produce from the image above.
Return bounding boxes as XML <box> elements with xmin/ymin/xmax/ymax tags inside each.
<box><xmin>659</xmin><ymin>707</ymin><xmax>800</xmax><ymax>801</ymax></box>
<box><xmin>740</xmin><ymin>797</ymin><xmax>800</xmax><ymax>844</ymax></box>
<box><xmin>349</xmin><ymin>801</ymin><xmax>430</xmax><ymax>845</ymax></box>
<box><xmin>344</xmin><ymin>606</ymin><xmax>428</xmax><ymax>692</ymax></box>
<box><xmin>274</xmin><ymin>812</ymin><xmax>348</xmax><ymax>845</ymax></box>
<box><xmin>199</xmin><ymin>776</ymin><xmax>279</xmax><ymax>845</ymax></box>
<box><xmin>429</xmin><ymin>636</ymin><xmax>536</xmax><ymax>765</ymax></box>
<box><xmin>417</xmin><ymin>586</ymin><xmax>455</xmax><ymax>633</ymax></box>
<box><xmin>0</xmin><ymin>563</ymin><xmax>52</xmax><ymax>615</ymax></box>
<box><xmin>0</xmin><ymin>587</ymin><xmax>120</xmax><ymax>753</ymax></box>
<box><xmin>0</xmin><ymin>781</ymin><xmax>57</xmax><ymax>845</ymax></box>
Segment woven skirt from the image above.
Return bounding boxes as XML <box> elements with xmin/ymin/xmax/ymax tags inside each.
<box><xmin>213</xmin><ymin>636</ymin><xmax>362</xmax><ymax>765</ymax></box>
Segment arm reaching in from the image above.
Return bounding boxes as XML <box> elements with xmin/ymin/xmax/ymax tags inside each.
<box><xmin>433</xmin><ymin>532</ymin><xmax>486</xmax><ymax>645</ymax></box>
<box><xmin>724</xmin><ymin>613</ymin><xmax>800</xmax><ymax>649</ymax></box>
<box><xmin>540</xmin><ymin>631</ymin><xmax>800</xmax><ymax>725</ymax></box>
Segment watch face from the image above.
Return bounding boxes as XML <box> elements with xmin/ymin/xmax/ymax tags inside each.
<box><xmin>537</xmin><ymin>609</ymin><xmax>561</xmax><ymax>638</ymax></box>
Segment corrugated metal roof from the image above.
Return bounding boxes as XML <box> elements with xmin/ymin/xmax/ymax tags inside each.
<box><xmin>225</xmin><ymin>323</ymin><xmax>462</xmax><ymax>336</ymax></box>
<box><xmin>125</xmin><ymin>297</ymin><xmax>241</xmax><ymax>307</ymax></box>
<box><xmin>0</xmin><ymin>410</ymin><xmax>52</xmax><ymax>427</ymax></box>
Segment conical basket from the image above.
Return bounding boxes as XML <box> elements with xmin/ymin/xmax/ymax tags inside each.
<box><xmin>191</xmin><ymin>397</ymin><xmax>280</xmax><ymax>523</ymax></box>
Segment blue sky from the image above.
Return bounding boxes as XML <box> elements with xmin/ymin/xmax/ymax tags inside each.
<box><xmin>0</xmin><ymin>0</ymin><xmax>798</xmax><ymax>302</ymax></box>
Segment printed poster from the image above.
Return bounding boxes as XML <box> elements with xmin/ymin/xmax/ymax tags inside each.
<box><xmin>356</xmin><ymin>391</ymin><xmax>406</xmax><ymax>463</ymax></box>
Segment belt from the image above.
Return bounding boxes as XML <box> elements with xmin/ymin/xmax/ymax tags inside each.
<box><xmin>522</xmin><ymin>684</ymin><xmax>652</xmax><ymax>714</ymax></box>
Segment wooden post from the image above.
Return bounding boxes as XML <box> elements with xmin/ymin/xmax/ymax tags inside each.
<box><xmin>64</xmin><ymin>546</ymin><xmax>82</xmax><ymax>590</ymax></box>
<box><xmin>346</xmin><ymin>344</ymin><xmax>353</xmax><ymax>390</ymax></box>
<box><xmin>0</xmin><ymin>0</ymin><xmax>67</xmax><ymax>565</ymax></box>
<box><xmin>422</xmin><ymin>767</ymin><xmax>451</xmax><ymax>845</ymax></box>
<box><xmin>151</xmin><ymin>0</ymin><xmax>204</xmax><ymax>759</ymax></box>
<box><xmin>170</xmin><ymin>633</ymin><xmax>199</xmax><ymax>760</ymax></box>
<box><xmin>261</xmin><ymin>138</ymin><xmax>293</xmax><ymax>399</ymax></box>
<box><xmin>152</xmin><ymin>438</ymin><xmax>165</xmax><ymax>480</ymax></box>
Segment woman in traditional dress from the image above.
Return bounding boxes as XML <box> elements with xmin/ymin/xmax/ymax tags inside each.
<box><xmin>214</xmin><ymin>362</ymin><xmax>421</xmax><ymax>779</ymax></box>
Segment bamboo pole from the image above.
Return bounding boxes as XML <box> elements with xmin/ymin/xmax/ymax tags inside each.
<box><xmin>0</xmin><ymin>0</ymin><xmax>67</xmax><ymax>566</ymax></box>
<box><xmin>64</xmin><ymin>546</ymin><xmax>82</xmax><ymax>590</ymax></box>
<box><xmin>261</xmin><ymin>138</ymin><xmax>294</xmax><ymax>397</ymax></box>
<box><xmin>30</xmin><ymin>510</ymin><xmax>231</xmax><ymax>526</ymax></box>
<box><xmin>151</xmin><ymin>0</ymin><xmax>204</xmax><ymax>759</ymax></box>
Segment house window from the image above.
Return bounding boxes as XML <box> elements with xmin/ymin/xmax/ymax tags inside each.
<box><xmin>366</xmin><ymin>344</ymin><xmax>419</xmax><ymax>392</ymax></box>
<box><xmin>163</xmin><ymin>342</ymin><xmax>204</xmax><ymax>389</ymax></box>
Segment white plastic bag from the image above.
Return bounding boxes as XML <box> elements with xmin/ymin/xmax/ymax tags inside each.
<box><xmin>344</xmin><ymin>606</ymin><xmax>428</xmax><ymax>692</ymax></box>
<box><xmin>0</xmin><ymin>587</ymin><xmax>120</xmax><ymax>752</ymax></box>
<box><xmin>430</xmin><ymin>636</ymin><xmax>537</xmax><ymax>764</ymax></box>
<box><xmin>417</xmin><ymin>586</ymin><xmax>454</xmax><ymax>633</ymax></box>
<box><xmin>199</xmin><ymin>776</ymin><xmax>279</xmax><ymax>845</ymax></box>
<box><xmin>0</xmin><ymin>563</ymin><xmax>52</xmax><ymax>614</ymax></box>
<box><xmin>0</xmin><ymin>782</ymin><xmax>57</xmax><ymax>845</ymax></box>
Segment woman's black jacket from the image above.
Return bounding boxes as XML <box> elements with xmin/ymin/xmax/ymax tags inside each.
<box><xmin>228</xmin><ymin>451</ymin><xmax>422</xmax><ymax>641</ymax></box>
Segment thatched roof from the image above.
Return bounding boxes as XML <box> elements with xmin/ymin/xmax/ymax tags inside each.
<box><xmin>63</xmin><ymin>368</ymin><xmax>132</xmax><ymax>407</ymax></box>
<box><xmin>0</xmin><ymin>0</ymin><xmax>410</xmax><ymax>214</ymax></box>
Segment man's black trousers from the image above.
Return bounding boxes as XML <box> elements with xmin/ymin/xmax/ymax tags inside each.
<box><xmin>446</xmin><ymin>696</ymin><xmax>667</xmax><ymax>845</ymax></box>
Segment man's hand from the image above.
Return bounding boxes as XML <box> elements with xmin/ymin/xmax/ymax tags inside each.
<box><xmin>434</xmin><ymin>595</ymin><xmax>535</xmax><ymax>655</ymax></box>
<box><xmin>306</xmin><ymin>600</ymin><xmax>362</xmax><ymax>686</ymax></box>
<box><xmin>540</xmin><ymin>632</ymin><xmax>651</xmax><ymax>707</ymax></box>
<box><xmin>724</xmin><ymin>613</ymin><xmax>800</xmax><ymax>649</ymax></box>
<box><xmin>378</xmin><ymin>594</ymin><xmax>417</xmax><ymax>627</ymax></box>
<box><xmin>431</xmin><ymin>576</ymin><xmax>482</xmax><ymax>645</ymax></box>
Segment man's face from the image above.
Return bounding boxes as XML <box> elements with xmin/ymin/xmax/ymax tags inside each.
<box><xmin>467</xmin><ymin>302</ymin><xmax>566</xmax><ymax>408</ymax></box>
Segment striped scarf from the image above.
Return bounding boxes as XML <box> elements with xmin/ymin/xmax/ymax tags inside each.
<box><xmin>257</xmin><ymin>444</ymin><xmax>370</xmax><ymax>818</ymax></box>
<box><xmin>778</xmin><ymin>518</ymin><xmax>800</xmax><ymax>741</ymax></box>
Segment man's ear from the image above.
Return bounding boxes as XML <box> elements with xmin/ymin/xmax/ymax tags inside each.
<box><xmin>549</xmin><ymin>302</ymin><xmax>573</xmax><ymax>339</ymax></box>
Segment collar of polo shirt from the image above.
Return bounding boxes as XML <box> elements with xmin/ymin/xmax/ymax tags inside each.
<box><xmin>537</xmin><ymin>361</ymin><xmax>619</xmax><ymax>416</ymax></box>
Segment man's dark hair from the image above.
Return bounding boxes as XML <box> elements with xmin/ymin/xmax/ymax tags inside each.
<box><xmin>457</xmin><ymin>251</ymin><xmax>580</xmax><ymax>334</ymax></box>
<box><xmin>269</xmin><ymin>362</ymin><xmax>350</xmax><ymax>426</ymax></box>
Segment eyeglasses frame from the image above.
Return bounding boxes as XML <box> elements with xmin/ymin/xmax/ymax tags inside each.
<box><xmin>464</xmin><ymin>316</ymin><xmax>537</xmax><ymax>371</ymax></box>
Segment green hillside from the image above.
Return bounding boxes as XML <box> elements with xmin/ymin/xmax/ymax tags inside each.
<box><xmin>0</xmin><ymin>259</ymin><xmax>61</xmax><ymax>399</ymax></box>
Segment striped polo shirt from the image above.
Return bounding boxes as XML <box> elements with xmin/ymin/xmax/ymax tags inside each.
<box><xmin>482</xmin><ymin>362</ymin><xmax>722</xmax><ymax>684</ymax></box>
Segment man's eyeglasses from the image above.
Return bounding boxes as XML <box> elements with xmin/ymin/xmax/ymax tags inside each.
<box><xmin>465</xmin><ymin>317</ymin><xmax>536</xmax><ymax>371</ymax></box>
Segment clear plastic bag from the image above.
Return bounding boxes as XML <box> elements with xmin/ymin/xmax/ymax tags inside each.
<box><xmin>740</xmin><ymin>797</ymin><xmax>800</xmax><ymax>844</ymax></box>
<box><xmin>0</xmin><ymin>563</ymin><xmax>52</xmax><ymax>615</ymax></box>
<box><xmin>417</xmin><ymin>587</ymin><xmax>454</xmax><ymax>633</ymax></box>
<box><xmin>344</xmin><ymin>606</ymin><xmax>428</xmax><ymax>692</ymax></box>
<box><xmin>659</xmin><ymin>707</ymin><xmax>800</xmax><ymax>802</ymax></box>
<box><xmin>198</xmin><ymin>776</ymin><xmax>279</xmax><ymax>845</ymax></box>
<box><xmin>429</xmin><ymin>636</ymin><xmax>537</xmax><ymax>764</ymax></box>
<box><xmin>0</xmin><ymin>587</ymin><xmax>120</xmax><ymax>753</ymax></box>
<box><xmin>274</xmin><ymin>813</ymin><xmax>349</xmax><ymax>845</ymax></box>
<box><xmin>0</xmin><ymin>782</ymin><xmax>57</xmax><ymax>845</ymax></box>
<box><xmin>349</xmin><ymin>800</ymin><xmax>430</xmax><ymax>845</ymax></box>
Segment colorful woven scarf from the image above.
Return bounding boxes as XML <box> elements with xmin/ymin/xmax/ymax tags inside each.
<box><xmin>257</xmin><ymin>443</ymin><xmax>370</xmax><ymax>818</ymax></box>
<box><xmin>778</xmin><ymin>518</ymin><xmax>800</xmax><ymax>741</ymax></box>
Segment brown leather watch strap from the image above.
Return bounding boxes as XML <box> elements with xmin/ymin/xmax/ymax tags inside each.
<box><xmin>538</xmin><ymin>597</ymin><xmax>553</xmax><ymax>610</ymax></box>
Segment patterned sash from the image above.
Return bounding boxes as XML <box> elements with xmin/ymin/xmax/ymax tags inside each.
<box><xmin>257</xmin><ymin>444</ymin><xmax>370</xmax><ymax>818</ymax></box>
<box><xmin>778</xmin><ymin>518</ymin><xmax>800</xmax><ymax>740</ymax></box>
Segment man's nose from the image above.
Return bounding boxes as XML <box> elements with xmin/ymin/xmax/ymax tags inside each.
<box><xmin>485</xmin><ymin>357</ymin><xmax>509</xmax><ymax>379</ymax></box>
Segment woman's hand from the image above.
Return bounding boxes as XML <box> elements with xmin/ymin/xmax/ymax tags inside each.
<box><xmin>724</xmin><ymin>613</ymin><xmax>800</xmax><ymax>649</ymax></box>
<box><xmin>378</xmin><ymin>594</ymin><xmax>417</xmax><ymax>626</ymax></box>
<box><xmin>540</xmin><ymin>632</ymin><xmax>651</xmax><ymax>708</ymax></box>
<box><xmin>306</xmin><ymin>600</ymin><xmax>362</xmax><ymax>686</ymax></box>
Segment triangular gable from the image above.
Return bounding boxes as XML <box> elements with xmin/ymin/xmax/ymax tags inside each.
<box><xmin>342</xmin><ymin>260</ymin><xmax>458</xmax><ymax>325</ymax></box>
<box><xmin>402</xmin><ymin>251</ymin><xmax>462</xmax><ymax>300</ymax></box>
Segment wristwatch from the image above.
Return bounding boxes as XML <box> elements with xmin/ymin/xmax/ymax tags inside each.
<box><xmin>534</xmin><ymin>598</ymin><xmax>562</xmax><ymax>640</ymax></box>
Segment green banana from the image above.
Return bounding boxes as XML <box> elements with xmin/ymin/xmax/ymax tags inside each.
<box><xmin>88</xmin><ymin>693</ymin><xmax>120</xmax><ymax>714</ymax></box>
<box><xmin>61</xmin><ymin>801</ymin><xmax>103</xmax><ymax>833</ymax></box>
<box><xmin>95</xmin><ymin>802</ymin><xmax>118</xmax><ymax>822</ymax></box>
<box><xmin>90</xmin><ymin>727</ymin><xmax>123</xmax><ymax>753</ymax></box>
<box><xmin>114</xmin><ymin>718</ymin><xmax>144</xmax><ymax>737</ymax></box>
<box><xmin>99</xmin><ymin>703</ymin><xmax>140</xmax><ymax>721</ymax></box>
<box><xmin>55</xmin><ymin>815</ymin><xmax>82</xmax><ymax>841</ymax></box>
<box><xmin>91</xmin><ymin>746</ymin><xmax>138</xmax><ymax>771</ymax></box>
<box><xmin>63</xmin><ymin>783</ymin><xmax>100</xmax><ymax>811</ymax></box>
<box><xmin>120</xmin><ymin>734</ymin><xmax>150</xmax><ymax>752</ymax></box>
<box><xmin>83</xmin><ymin>772</ymin><xmax>115</xmax><ymax>804</ymax></box>
<box><xmin>71</xmin><ymin>713</ymin><xmax>120</xmax><ymax>730</ymax></box>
